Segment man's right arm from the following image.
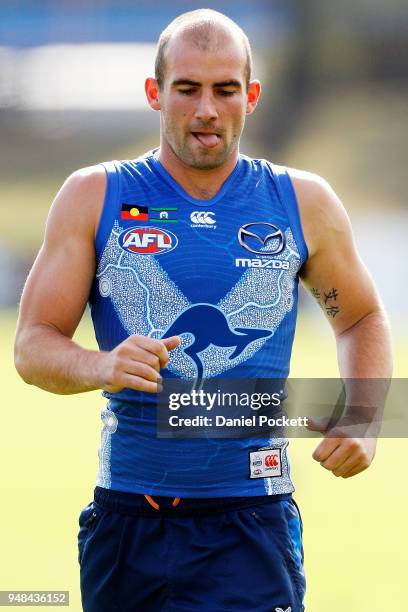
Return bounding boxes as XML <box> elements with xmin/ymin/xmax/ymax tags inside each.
<box><xmin>14</xmin><ymin>166</ymin><xmax>179</xmax><ymax>395</ymax></box>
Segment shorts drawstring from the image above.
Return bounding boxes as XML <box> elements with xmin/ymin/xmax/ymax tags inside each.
<box><xmin>144</xmin><ymin>494</ymin><xmax>181</xmax><ymax>510</ymax></box>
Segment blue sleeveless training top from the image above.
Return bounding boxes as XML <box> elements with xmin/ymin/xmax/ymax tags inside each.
<box><xmin>88</xmin><ymin>149</ymin><xmax>308</xmax><ymax>497</ymax></box>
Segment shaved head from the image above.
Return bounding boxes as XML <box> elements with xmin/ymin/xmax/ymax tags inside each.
<box><xmin>155</xmin><ymin>9</ymin><xmax>252</xmax><ymax>90</ymax></box>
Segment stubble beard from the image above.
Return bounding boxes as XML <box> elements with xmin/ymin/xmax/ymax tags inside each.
<box><xmin>164</xmin><ymin>120</ymin><xmax>239</xmax><ymax>170</ymax></box>
<box><xmin>178</xmin><ymin>144</ymin><xmax>231</xmax><ymax>170</ymax></box>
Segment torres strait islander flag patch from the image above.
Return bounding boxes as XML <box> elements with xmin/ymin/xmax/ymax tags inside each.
<box><xmin>150</xmin><ymin>207</ymin><xmax>178</xmax><ymax>222</ymax></box>
<box><xmin>121</xmin><ymin>204</ymin><xmax>149</xmax><ymax>221</ymax></box>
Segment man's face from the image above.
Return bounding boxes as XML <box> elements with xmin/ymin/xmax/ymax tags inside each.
<box><xmin>156</xmin><ymin>33</ymin><xmax>256</xmax><ymax>170</ymax></box>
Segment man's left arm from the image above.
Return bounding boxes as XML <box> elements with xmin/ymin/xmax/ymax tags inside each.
<box><xmin>290</xmin><ymin>170</ymin><xmax>393</xmax><ymax>478</ymax></box>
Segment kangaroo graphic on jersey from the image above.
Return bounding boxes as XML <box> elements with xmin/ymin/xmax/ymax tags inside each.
<box><xmin>163</xmin><ymin>303</ymin><xmax>272</xmax><ymax>378</ymax></box>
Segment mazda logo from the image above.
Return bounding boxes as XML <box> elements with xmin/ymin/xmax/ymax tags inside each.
<box><xmin>238</xmin><ymin>222</ymin><xmax>285</xmax><ymax>255</ymax></box>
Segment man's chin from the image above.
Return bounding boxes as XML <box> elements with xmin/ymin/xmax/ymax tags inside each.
<box><xmin>189</xmin><ymin>160</ymin><xmax>225</xmax><ymax>170</ymax></box>
<box><xmin>183</xmin><ymin>149</ymin><xmax>230</xmax><ymax>170</ymax></box>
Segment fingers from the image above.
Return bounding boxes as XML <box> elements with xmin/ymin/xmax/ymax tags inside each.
<box><xmin>128</xmin><ymin>336</ymin><xmax>169</xmax><ymax>368</ymax></box>
<box><xmin>307</xmin><ymin>416</ymin><xmax>332</xmax><ymax>434</ymax></box>
<box><xmin>122</xmin><ymin>360</ymin><xmax>162</xmax><ymax>383</ymax></box>
<box><xmin>313</xmin><ymin>437</ymin><xmax>375</xmax><ymax>478</ymax></box>
<box><xmin>103</xmin><ymin>334</ymin><xmax>181</xmax><ymax>394</ymax></box>
<box><xmin>334</xmin><ymin>439</ymin><xmax>373</xmax><ymax>478</ymax></box>
<box><xmin>104</xmin><ymin>357</ymin><xmax>162</xmax><ymax>394</ymax></box>
<box><xmin>162</xmin><ymin>335</ymin><xmax>181</xmax><ymax>351</ymax></box>
<box><xmin>130</xmin><ymin>347</ymin><xmax>161</xmax><ymax>372</ymax></box>
<box><xmin>341</xmin><ymin>464</ymin><xmax>368</xmax><ymax>478</ymax></box>
<box><xmin>114</xmin><ymin>373</ymin><xmax>162</xmax><ymax>394</ymax></box>
<box><xmin>127</xmin><ymin>335</ymin><xmax>180</xmax><ymax>368</ymax></box>
<box><xmin>312</xmin><ymin>437</ymin><xmax>342</xmax><ymax>463</ymax></box>
<box><xmin>333</xmin><ymin>456</ymin><xmax>362</xmax><ymax>478</ymax></box>
<box><xmin>318</xmin><ymin>444</ymin><xmax>353</xmax><ymax>472</ymax></box>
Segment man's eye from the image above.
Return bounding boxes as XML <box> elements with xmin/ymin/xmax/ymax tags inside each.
<box><xmin>178</xmin><ymin>89</ymin><xmax>195</xmax><ymax>95</ymax></box>
<box><xmin>218</xmin><ymin>90</ymin><xmax>235</xmax><ymax>97</ymax></box>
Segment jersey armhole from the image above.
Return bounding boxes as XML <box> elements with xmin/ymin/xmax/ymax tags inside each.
<box><xmin>95</xmin><ymin>160</ymin><xmax>121</xmax><ymax>258</ymax></box>
<box><xmin>271</xmin><ymin>163</ymin><xmax>309</xmax><ymax>265</ymax></box>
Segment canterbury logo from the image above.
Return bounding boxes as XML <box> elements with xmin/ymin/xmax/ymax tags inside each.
<box><xmin>275</xmin><ymin>608</ymin><xmax>291</xmax><ymax>612</ymax></box>
<box><xmin>190</xmin><ymin>211</ymin><xmax>216</xmax><ymax>225</ymax></box>
<box><xmin>265</xmin><ymin>453</ymin><xmax>279</xmax><ymax>467</ymax></box>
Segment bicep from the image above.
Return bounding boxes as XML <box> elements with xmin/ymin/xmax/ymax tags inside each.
<box><xmin>18</xmin><ymin>238</ymin><xmax>95</xmax><ymax>339</ymax></box>
<box><xmin>296</xmin><ymin>176</ymin><xmax>382</xmax><ymax>335</ymax></box>
<box><xmin>17</xmin><ymin>167</ymin><xmax>106</xmax><ymax>338</ymax></box>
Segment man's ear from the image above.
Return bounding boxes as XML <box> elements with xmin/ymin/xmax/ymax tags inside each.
<box><xmin>145</xmin><ymin>77</ymin><xmax>161</xmax><ymax>111</ymax></box>
<box><xmin>246</xmin><ymin>80</ymin><xmax>261</xmax><ymax>115</ymax></box>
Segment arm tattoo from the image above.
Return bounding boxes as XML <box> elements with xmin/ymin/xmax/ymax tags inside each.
<box><xmin>325</xmin><ymin>305</ymin><xmax>340</xmax><ymax>318</ymax></box>
<box><xmin>311</xmin><ymin>286</ymin><xmax>341</xmax><ymax>318</ymax></box>
<box><xmin>323</xmin><ymin>288</ymin><xmax>338</xmax><ymax>303</ymax></box>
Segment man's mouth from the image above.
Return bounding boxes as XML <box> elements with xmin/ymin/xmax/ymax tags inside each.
<box><xmin>191</xmin><ymin>132</ymin><xmax>221</xmax><ymax>148</ymax></box>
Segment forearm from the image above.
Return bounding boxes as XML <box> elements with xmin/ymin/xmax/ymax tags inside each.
<box><xmin>335</xmin><ymin>308</ymin><xmax>393</xmax><ymax>432</ymax></box>
<box><xmin>14</xmin><ymin>324</ymin><xmax>107</xmax><ymax>394</ymax></box>
<box><xmin>336</xmin><ymin>308</ymin><xmax>392</xmax><ymax>379</ymax></box>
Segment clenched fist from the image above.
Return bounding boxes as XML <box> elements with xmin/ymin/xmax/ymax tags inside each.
<box><xmin>308</xmin><ymin>416</ymin><xmax>377</xmax><ymax>478</ymax></box>
<box><xmin>101</xmin><ymin>335</ymin><xmax>180</xmax><ymax>393</ymax></box>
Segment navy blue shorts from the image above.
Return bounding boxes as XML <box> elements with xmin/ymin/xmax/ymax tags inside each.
<box><xmin>78</xmin><ymin>487</ymin><xmax>306</xmax><ymax>612</ymax></box>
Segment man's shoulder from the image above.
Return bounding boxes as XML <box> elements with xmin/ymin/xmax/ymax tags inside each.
<box><xmin>76</xmin><ymin>149</ymin><xmax>154</xmax><ymax>173</ymax></box>
<box><xmin>68</xmin><ymin>163</ymin><xmax>106</xmax><ymax>192</ymax></box>
<box><xmin>240</xmin><ymin>155</ymin><xmax>327</xmax><ymax>189</ymax></box>
<box><xmin>68</xmin><ymin>150</ymin><xmax>156</xmax><ymax>193</ymax></box>
<box><xmin>243</xmin><ymin>155</ymin><xmax>334</xmax><ymax>202</ymax></box>
<box><xmin>281</xmin><ymin>167</ymin><xmax>352</xmax><ymax>259</ymax></box>
<box><xmin>285</xmin><ymin>166</ymin><xmax>332</xmax><ymax>199</ymax></box>
<box><xmin>48</xmin><ymin>165</ymin><xmax>107</xmax><ymax>240</ymax></box>
<box><xmin>284</xmin><ymin>167</ymin><xmax>348</xmax><ymax>223</ymax></box>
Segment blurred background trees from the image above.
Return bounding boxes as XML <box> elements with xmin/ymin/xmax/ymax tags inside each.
<box><xmin>0</xmin><ymin>0</ymin><xmax>407</xmax><ymax>319</ymax></box>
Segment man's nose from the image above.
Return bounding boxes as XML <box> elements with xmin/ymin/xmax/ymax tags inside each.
<box><xmin>194</xmin><ymin>91</ymin><xmax>218</xmax><ymax>122</ymax></box>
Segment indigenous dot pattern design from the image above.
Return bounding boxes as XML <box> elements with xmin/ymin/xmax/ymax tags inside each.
<box><xmin>96</xmin><ymin>221</ymin><xmax>189</xmax><ymax>339</ymax></box>
<box><xmin>97</xmin><ymin>406</ymin><xmax>118</xmax><ymax>489</ymax></box>
<box><xmin>97</xmin><ymin>226</ymin><xmax>299</xmax><ymax>379</ymax></box>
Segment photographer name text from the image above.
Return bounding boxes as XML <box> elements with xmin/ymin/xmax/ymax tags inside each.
<box><xmin>168</xmin><ymin>415</ymin><xmax>309</xmax><ymax>428</ymax></box>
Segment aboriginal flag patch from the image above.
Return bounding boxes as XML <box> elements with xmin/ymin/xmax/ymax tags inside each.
<box><xmin>121</xmin><ymin>204</ymin><xmax>149</xmax><ymax>221</ymax></box>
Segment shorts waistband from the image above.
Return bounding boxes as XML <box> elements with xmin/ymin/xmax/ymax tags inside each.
<box><xmin>94</xmin><ymin>486</ymin><xmax>292</xmax><ymax>517</ymax></box>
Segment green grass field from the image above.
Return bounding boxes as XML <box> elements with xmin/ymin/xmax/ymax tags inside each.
<box><xmin>1</xmin><ymin>308</ymin><xmax>407</xmax><ymax>611</ymax></box>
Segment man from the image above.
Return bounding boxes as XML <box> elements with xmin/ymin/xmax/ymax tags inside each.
<box><xmin>14</xmin><ymin>9</ymin><xmax>392</xmax><ymax>612</ymax></box>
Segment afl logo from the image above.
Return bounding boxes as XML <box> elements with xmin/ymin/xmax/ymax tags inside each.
<box><xmin>118</xmin><ymin>226</ymin><xmax>178</xmax><ymax>255</ymax></box>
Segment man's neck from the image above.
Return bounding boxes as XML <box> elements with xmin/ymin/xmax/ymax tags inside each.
<box><xmin>157</xmin><ymin>144</ymin><xmax>239</xmax><ymax>201</ymax></box>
